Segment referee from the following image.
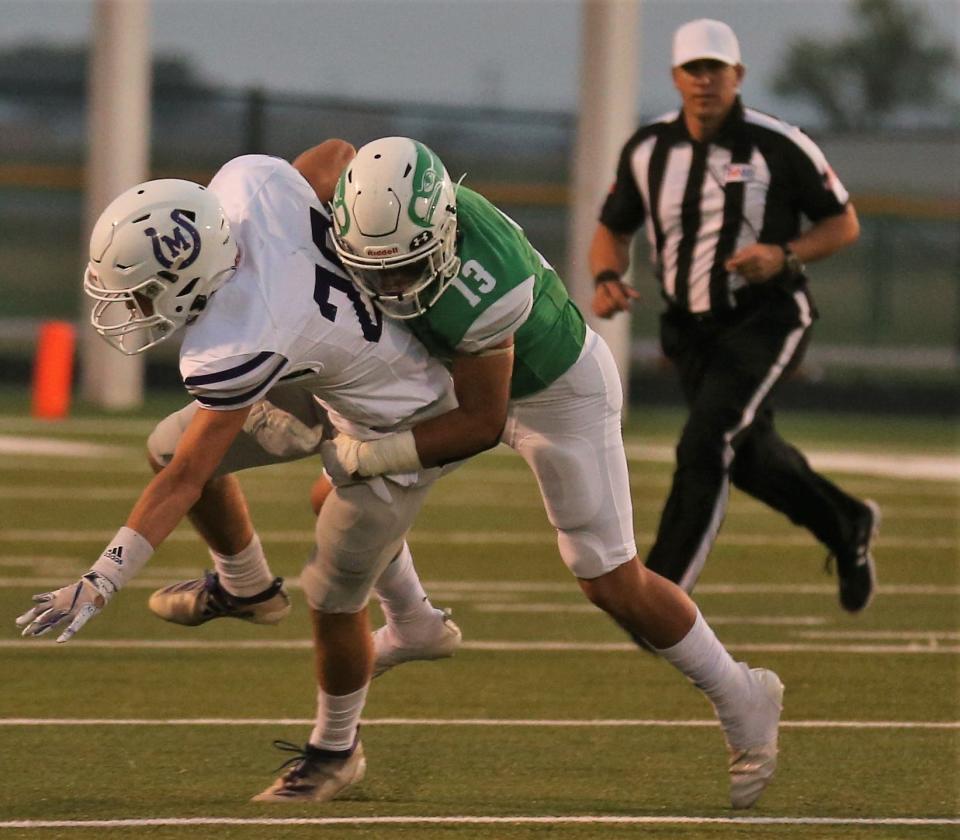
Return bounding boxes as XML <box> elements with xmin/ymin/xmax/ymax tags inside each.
<box><xmin>589</xmin><ymin>18</ymin><xmax>880</xmax><ymax>612</ymax></box>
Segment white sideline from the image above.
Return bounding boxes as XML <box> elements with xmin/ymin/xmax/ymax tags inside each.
<box><xmin>2</xmin><ymin>716</ymin><xmax>958</xmax><ymax>729</ymax></box>
<box><xmin>3</xmin><ymin>639</ymin><xmax>959</xmax><ymax>654</ymax></box>
<box><xmin>1</xmin><ymin>816</ymin><xmax>958</xmax><ymax>829</ymax></box>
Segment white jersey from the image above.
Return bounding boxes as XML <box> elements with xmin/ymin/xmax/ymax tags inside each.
<box><xmin>179</xmin><ymin>155</ymin><xmax>454</xmax><ymax>437</ymax></box>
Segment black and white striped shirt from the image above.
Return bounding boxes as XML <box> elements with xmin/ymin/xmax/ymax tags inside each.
<box><xmin>600</xmin><ymin>99</ymin><xmax>849</xmax><ymax>315</ymax></box>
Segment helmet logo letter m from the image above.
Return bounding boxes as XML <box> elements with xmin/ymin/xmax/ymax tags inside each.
<box><xmin>144</xmin><ymin>209</ymin><xmax>202</xmax><ymax>269</ymax></box>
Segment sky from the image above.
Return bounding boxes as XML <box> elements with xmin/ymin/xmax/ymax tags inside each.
<box><xmin>2</xmin><ymin>0</ymin><xmax>958</xmax><ymax>125</ymax></box>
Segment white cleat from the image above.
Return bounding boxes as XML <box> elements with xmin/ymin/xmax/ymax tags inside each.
<box><xmin>251</xmin><ymin>740</ymin><xmax>366</xmax><ymax>803</ymax></box>
<box><xmin>372</xmin><ymin>609</ymin><xmax>462</xmax><ymax>678</ymax></box>
<box><xmin>726</xmin><ymin>668</ymin><xmax>784</xmax><ymax>809</ymax></box>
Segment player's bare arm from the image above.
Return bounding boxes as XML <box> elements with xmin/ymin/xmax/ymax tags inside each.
<box><xmin>589</xmin><ymin>223</ymin><xmax>640</xmax><ymax>318</ymax></box>
<box><xmin>293</xmin><ymin>139</ymin><xmax>357</xmax><ymax>203</ymax></box>
<box><xmin>16</xmin><ymin>405</ymin><xmax>249</xmax><ymax>642</ymax></box>
<box><xmin>127</xmin><ymin>406</ymin><xmax>252</xmax><ymax>546</ymax></box>
<box><xmin>322</xmin><ymin>338</ymin><xmax>514</xmax><ymax>479</ymax></box>
<box><xmin>411</xmin><ymin>337</ymin><xmax>514</xmax><ymax>466</ymax></box>
<box><xmin>725</xmin><ymin>204</ymin><xmax>860</xmax><ymax>284</ymax></box>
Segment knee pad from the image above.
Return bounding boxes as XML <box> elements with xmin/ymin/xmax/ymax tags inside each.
<box><xmin>301</xmin><ymin>481</ymin><xmax>419</xmax><ymax>613</ymax></box>
<box><xmin>146</xmin><ymin>407</ymin><xmax>194</xmax><ymax>468</ymax></box>
<box><xmin>300</xmin><ymin>540</ymin><xmax>401</xmax><ymax>614</ymax></box>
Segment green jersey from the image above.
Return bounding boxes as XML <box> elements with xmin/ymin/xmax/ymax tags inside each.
<box><xmin>406</xmin><ymin>187</ymin><xmax>586</xmax><ymax>399</ymax></box>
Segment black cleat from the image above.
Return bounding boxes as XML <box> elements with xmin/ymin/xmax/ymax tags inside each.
<box><xmin>827</xmin><ymin>499</ymin><xmax>881</xmax><ymax>613</ymax></box>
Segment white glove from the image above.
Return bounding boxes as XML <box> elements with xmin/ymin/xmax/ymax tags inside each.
<box><xmin>320</xmin><ymin>434</ymin><xmax>362</xmax><ymax>483</ymax></box>
<box><xmin>15</xmin><ymin>571</ymin><xmax>118</xmax><ymax>643</ymax></box>
<box><xmin>320</xmin><ymin>431</ymin><xmax>421</xmax><ymax>480</ymax></box>
<box><xmin>243</xmin><ymin>401</ymin><xmax>324</xmax><ymax>458</ymax></box>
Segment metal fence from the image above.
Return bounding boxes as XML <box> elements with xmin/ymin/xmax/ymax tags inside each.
<box><xmin>2</xmin><ymin>85</ymin><xmax>957</xmax><ymax>398</ymax></box>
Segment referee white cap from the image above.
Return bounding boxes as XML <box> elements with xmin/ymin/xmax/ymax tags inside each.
<box><xmin>672</xmin><ymin>18</ymin><xmax>741</xmax><ymax>67</ymax></box>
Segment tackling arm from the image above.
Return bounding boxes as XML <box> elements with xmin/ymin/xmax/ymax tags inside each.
<box><xmin>322</xmin><ymin>338</ymin><xmax>514</xmax><ymax>478</ymax></box>
<box><xmin>292</xmin><ymin>139</ymin><xmax>357</xmax><ymax>203</ymax></box>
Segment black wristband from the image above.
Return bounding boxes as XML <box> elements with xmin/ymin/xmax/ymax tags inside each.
<box><xmin>594</xmin><ymin>269</ymin><xmax>621</xmax><ymax>288</ymax></box>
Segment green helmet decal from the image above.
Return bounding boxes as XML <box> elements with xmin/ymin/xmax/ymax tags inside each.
<box><xmin>332</xmin><ymin>169</ymin><xmax>351</xmax><ymax>237</ymax></box>
<box><xmin>408</xmin><ymin>141</ymin><xmax>446</xmax><ymax>229</ymax></box>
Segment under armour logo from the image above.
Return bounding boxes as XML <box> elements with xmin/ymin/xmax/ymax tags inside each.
<box><xmin>103</xmin><ymin>546</ymin><xmax>124</xmax><ymax>566</ymax></box>
<box><xmin>144</xmin><ymin>209</ymin><xmax>202</xmax><ymax>270</ymax></box>
<box><xmin>410</xmin><ymin>230</ymin><xmax>433</xmax><ymax>250</ymax></box>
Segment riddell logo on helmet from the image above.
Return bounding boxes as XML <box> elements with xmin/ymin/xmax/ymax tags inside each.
<box><xmin>365</xmin><ymin>245</ymin><xmax>401</xmax><ymax>258</ymax></box>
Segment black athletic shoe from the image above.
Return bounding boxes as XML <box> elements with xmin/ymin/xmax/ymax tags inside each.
<box><xmin>148</xmin><ymin>571</ymin><xmax>290</xmax><ymax>626</ymax></box>
<box><xmin>827</xmin><ymin>500</ymin><xmax>881</xmax><ymax>613</ymax></box>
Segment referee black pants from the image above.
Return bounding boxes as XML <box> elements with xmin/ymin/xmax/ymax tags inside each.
<box><xmin>645</xmin><ymin>284</ymin><xmax>868</xmax><ymax>591</ymax></box>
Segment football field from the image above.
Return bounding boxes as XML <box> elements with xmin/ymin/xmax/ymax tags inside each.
<box><xmin>1</xmin><ymin>396</ymin><xmax>957</xmax><ymax>839</ymax></box>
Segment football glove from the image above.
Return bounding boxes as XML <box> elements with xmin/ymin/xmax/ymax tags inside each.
<box><xmin>15</xmin><ymin>571</ymin><xmax>118</xmax><ymax>643</ymax></box>
<box><xmin>321</xmin><ymin>431</ymin><xmax>421</xmax><ymax>481</ymax></box>
<box><xmin>243</xmin><ymin>401</ymin><xmax>324</xmax><ymax>458</ymax></box>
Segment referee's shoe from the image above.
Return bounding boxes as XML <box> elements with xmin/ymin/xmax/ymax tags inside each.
<box><xmin>830</xmin><ymin>499</ymin><xmax>881</xmax><ymax>612</ymax></box>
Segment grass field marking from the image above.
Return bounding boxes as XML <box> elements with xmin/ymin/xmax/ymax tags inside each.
<box><xmin>473</xmin><ymin>605</ymin><xmax>831</xmax><ymax>625</ymax></box>
<box><xmin>2</xmin><ymin>816</ymin><xmax>959</xmax><ymax>829</ymax></box>
<box><xmin>2</xmin><ymin>482</ymin><xmax>957</xmax><ymax>519</ymax></box>
<box><xmin>0</xmin><ymin>436</ymin><xmax>137</xmax><ymax>459</ymax></box>
<box><xmin>4</xmin><ymin>423</ymin><xmax>958</xmax><ymax>481</ymax></box>
<box><xmin>620</xmin><ymin>442</ymin><xmax>960</xmax><ymax>483</ymax></box>
<box><xmin>2</xmin><ymin>717</ymin><xmax>958</xmax><ymax>730</ymax></box>
<box><xmin>2</xmin><ymin>528</ymin><xmax>956</xmax><ymax>550</ymax></box>
<box><xmin>795</xmin><ymin>630</ymin><xmax>960</xmax><ymax>641</ymax></box>
<box><xmin>3</xmin><ymin>576</ymin><xmax>960</xmax><ymax>598</ymax></box>
<box><xmin>3</xmin><ymin>639</ymin><xmax>959</xmax><ymax>654</ymax></box>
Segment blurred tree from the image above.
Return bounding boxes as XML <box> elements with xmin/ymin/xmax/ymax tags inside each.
<box><xmin>773</xmin><ymin>0</ymin><xmax>957</xmax><ymax>130</ymax></box>
<box><xmin>0</xmin><ymin>43</ymin><xmax>212</xmax><ymax>95</ymax></box>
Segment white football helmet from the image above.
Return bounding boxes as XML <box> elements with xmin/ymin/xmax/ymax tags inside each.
<box><xmin>83</xmin><ymin>179</ymin><xmax>238</xmax><ymax>354</ymax></box>
<box><xmin>330</xmin><ymin>136</ymin><xmax>460</xmax><ymax>319</ymax></box>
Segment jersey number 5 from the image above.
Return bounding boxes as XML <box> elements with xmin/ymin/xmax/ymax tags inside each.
<box><xmin>309</xmin><ymin>207</ymin><xmax>382</xmax><ymax>342</ymax></box>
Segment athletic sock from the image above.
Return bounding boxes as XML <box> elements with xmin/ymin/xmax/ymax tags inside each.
<box><xmin>372</xmin><ymin>542</ymin><xmax>436</xmax><ymax>634</ymax></box>
<box><xmin>310</xmin><ymin>684</ymin><xmax>369</xmax><ymax>751</ymax></box>
<box><xmin>654</xmin><ymin>610</ymin><xmax>755</xmax><ymax>744</ymax></box>
<box><xmin>209</xmin><ymin>533</ymin><xmax>274</xmax><ymax>598</ymax></box>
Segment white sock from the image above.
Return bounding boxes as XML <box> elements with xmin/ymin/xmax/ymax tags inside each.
<box><xmin>654</xmin><ymin>610</ymin><xmax>752</xmax><ymax>732</ymax></box>
<box><xmin>373</xmin><ymin>543</ymin><xmax>435</xmax><ymax>633</ymax></box>
<box><xmin>209</xmin><ymin>533</ymin><xmax>274</xmax><ymax>598</ymax></box>
<box><xmin>310</xmin><ymin>684</ymin><xmax>368</xmax><ymax>751</ymax></box>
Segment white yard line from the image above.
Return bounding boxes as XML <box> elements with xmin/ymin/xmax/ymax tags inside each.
<box><xmin>2</xmin><ymin>717</ymin><xmax>957</xmax><ymax>729</ymax></box>
<box><xmin>0</xmin><ymin>436</ymin><xmax>137</xmax><ymax>459</ymax></box>
<box><xmin>795</xmin><ymin>630</ymin><xmax>960</xmax><ymax>640</ymax></box>
<box><xmin>1</xmin><ymin>575</ymin><xmax>958</xmax><ymax>597</ymax></box>
<box><xmin>622</xmin><ymin>442</ymin><xmax>960</xmax><ymax>483</ymax></box>
<box><xmin>0</xmin><ymin>528</ymin><xmax>955</xmax><ymax>549</ymax></box>
<box><xmin>1</xmin><ymin>816</ymin><xmax>958</xmax><ymax>829</ymax></box>
<box><xmin>473</xmin><ymin>605</ymin><xmax>830</xmax><ymax>625</ymax></box>
<box><xmin>2</xmin><ymin>424</ymin><xmax>957</xmax><ymax>481</ymax></box>
<box><xmin>0</xmin><ymin>484</ymin><xmax>957</xmax><ymax>518</ymax></box>
<box><xmin>3</xmin><ymin>639</ymin><xmax>958</xmax><ymax>654</ymax></box>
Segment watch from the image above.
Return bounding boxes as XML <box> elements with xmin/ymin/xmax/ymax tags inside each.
<box><xmin>782</xmin><ymin>245</ymin><xmax>804</xmax><ymax>277</ymax></box>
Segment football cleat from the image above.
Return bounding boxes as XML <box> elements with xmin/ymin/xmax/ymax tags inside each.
<box><xmin>148</xmin><ymin>571</ymin><xmax>291</xmax><ymax>626</ymax></box>
<box><xmin>372</xmin><ymin>608</ymin><xmax>462</xmax><ymax>678</ymax></box>
<box><xmin>827</xmin><ymin>499</ymin><xmax>881</xmax><ymax>613</ymax></box>
<box><xmin>725</xmin><ymin>668</ymin><xmax>784</xmax><ymax>810</ymax></box>
<box><xmin>251</xmin><ymin>739</ymin><xmax>366</xmax><ymax>802</ymax></box>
